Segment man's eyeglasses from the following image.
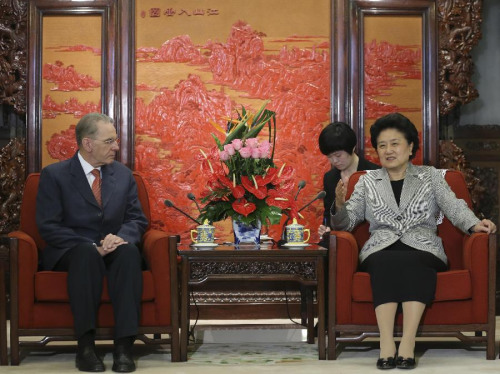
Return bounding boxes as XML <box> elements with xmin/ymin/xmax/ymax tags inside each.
<box><xmin>91</xmin><ymin>137</ymin><xmax>120</xmax><ymax>145</ymax></box>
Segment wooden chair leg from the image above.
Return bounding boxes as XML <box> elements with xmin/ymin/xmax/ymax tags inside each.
<box><xmin>487</xmin><ymin>332</ymin><xmax>496</xmax><ymax>360</ymax></box>
<box><xmin>9</xmin><ymin>238</ymin><xmax>19</xmax><ymax>365</ymax></box>
<box><xmin>171</xmin><ymin>328</ymin><xmax>180</xmax><ymax>362</ymax></box>
<box><xmin>328</xmin><ymin>329</ymin><xmax>337</xmax><ymax>360</ymax></box>
<box><xmin>0</xmin><ymin>265</ymin><xmax>7</xmax><ymax>365</ymax></box>
<box><xmin>9</xmin><ymin>325</ymin><xmax>19</xmax><ymax>365</ymax></box>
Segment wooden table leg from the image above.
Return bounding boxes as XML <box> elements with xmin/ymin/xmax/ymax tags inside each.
<box><xmin>306</xmin><ymin>288</ymin><xmax>314</xmax><ymax>344</ymax></box>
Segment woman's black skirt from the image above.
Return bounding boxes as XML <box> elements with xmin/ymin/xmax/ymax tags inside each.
<box><xmin>359</xmin><ymin>240</ymin><xmax>447</xmax><ymax>308</ymax></box>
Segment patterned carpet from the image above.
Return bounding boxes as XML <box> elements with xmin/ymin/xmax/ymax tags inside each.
<box><xmin>187</xmin><ymin>342</ymin><xmax>319</xmax><ymax>364</ymax></box>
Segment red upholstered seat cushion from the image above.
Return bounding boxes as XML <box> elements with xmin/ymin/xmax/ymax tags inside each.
<box><xmin>35</xmin><ymin>271</ymin><xmax>155</xmax><ymax>302</ymax></box>
<box><xmin>351</xmin><ymin>270</ymin><xmax>472</xmax><ymax>302</ymax></box>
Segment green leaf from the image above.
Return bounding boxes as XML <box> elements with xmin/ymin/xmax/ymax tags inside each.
<box><xmin>270</xmin><ymin>115</ymin><xmax>277</xmax><ymax>160</ymax></box>
<box><xmin>223</xmin><ymin>113</ymin><xmax>249</xmax><ymax>145</ymax></box>
<box><xmin>251</xmin><ymin>100</ymin><xmax>271</xmax><ymax>126</ymax></box>
<box><xmin>198</xmin><ymin>200</ymin><xmax>233</xmax><ymax>223</ymax></box>
<box><xmin>243</xmin><ymin>111</ymin><xmax>275</xmax><ymax>140</ymax></box>
<box><xmin>211</xmin><ymin>133</ymin><xmax>224</xmax><ymax>150</ymax></box>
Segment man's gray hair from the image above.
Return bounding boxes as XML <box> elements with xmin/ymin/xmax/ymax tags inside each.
<box><xmin>75</xmin><ymin>113</ymin><xmax>114</xmax><ymax>146</ymax></box>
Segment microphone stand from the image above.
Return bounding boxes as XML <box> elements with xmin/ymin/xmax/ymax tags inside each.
<box><xmin>164</xmin><ymin>199</ymin><xmax>201</xmax><ymax>225</ymax></box>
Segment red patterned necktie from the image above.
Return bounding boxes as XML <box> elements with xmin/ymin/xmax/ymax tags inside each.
<box><xmin>91</xmin><ymin>169</ymin><xmax>102</xmax><ymax>207</ymax></box>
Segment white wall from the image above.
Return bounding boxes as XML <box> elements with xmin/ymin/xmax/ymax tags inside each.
<box><xmin>459</xmin><ymin>0</ymin><xmax>500</xmax><ymax>126</ymax></box>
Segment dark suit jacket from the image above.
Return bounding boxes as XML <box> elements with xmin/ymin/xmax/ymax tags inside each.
<box><xmin>322</xmin><ymin>156</ymin><xmax>379</xmax><ymax>225</ymax></box>
<box><xmin>36</xmin><ymin>153</ymin><xmax>148</xmax><ymax>270</ymax></box>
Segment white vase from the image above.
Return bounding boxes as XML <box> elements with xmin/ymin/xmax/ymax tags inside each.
<box><xmin>232</xmin><ymin>219</ymin><xmax>261</xmax><ymax>245</ymax></box>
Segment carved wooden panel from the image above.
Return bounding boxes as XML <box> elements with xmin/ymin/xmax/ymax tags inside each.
<box><xmin>437</xmin><ymin>0</ymin><xmax>482</xmax><ymax>115</ymax></box>
<box><xmin>0</xmin><ymin>0</ymin><xmax>27</xmax><ymax>115</ymax></box>
<box><xmin>438</xmin><ymin>139</ymin><xmax>484</xmax><ymax>217</ymax></box>
<box><xmin>0</xmin><ymin>138</ymin><xmax>25</xmax><ymax>233</ymax></box>
<box><xmin>192</xmin><ymin>290</ymin><xmax>303</xmax><ymax>304</ymax></box>
<box><xmin>190</xmin><ymin>261</ymin><xmax>318</xmax><ymax>282</ymax></box>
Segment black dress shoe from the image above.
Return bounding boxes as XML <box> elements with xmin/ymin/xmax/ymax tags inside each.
<box><xmin>396</xmin><ymin>356</ymin><xmax>416</xmax><ymax>369</ymax></box>
<box><xmin>376</xmin><ymin>354</ymin><xmax>397</xmax><ymax>370</ymax></box>
<box><xmin>76</xmin><ymin>346</ymin><xmax>105</xmax><ymax>372</ymax></box>
<box><xmin>112</xmin><ymin>345</ymin><xmax>136</xmax><ymax>373</ymax></box>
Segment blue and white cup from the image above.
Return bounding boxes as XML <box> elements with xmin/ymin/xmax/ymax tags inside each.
<box><xmin>190</xmin><ymin>220</ymin><xmax>215</xmax><ymax>244</ymax></box>
<box><xmin>285</xmin><ymin>218</ymin><xmax>310</xmax><ymax>244</ymax></box>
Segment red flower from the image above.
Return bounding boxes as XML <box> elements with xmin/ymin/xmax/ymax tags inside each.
<box><xmin>255</xmin><ymin>171</ymin><xmax>276</xmax><ymax>186</ymax></box>
<box><xmin>241</xmin><ymin>176</ymin><xmax>268</xmax><ymax>199</ymax></box>
<box><xmin>216</xmin><ymin>174</ymin><xmax>233</xmax><ymax>189</ymax></box>
<box><xmin>232</xmin><ymin>198</ymin><xmax>256</xmax><ymax>216</ymax></box>
<box><xmin>273</xmin><ymin>165</ymin><xmax>294</xmax><ymax>184</ymax></box>
<box><xmin>266</xmin><ymin>189</ymin><xmax>292</xmax><ymax>209</ymax></box>
<box><xmin>232</xmin><ymin>185</ymin><xmax>245</xmax><ymax>198</ymax></box>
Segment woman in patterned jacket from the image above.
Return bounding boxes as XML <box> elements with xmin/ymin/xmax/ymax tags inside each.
<box><xmin>331</xmin><ymin>113</ymin><xmax>496</xmax><ymax>370</ymax></box>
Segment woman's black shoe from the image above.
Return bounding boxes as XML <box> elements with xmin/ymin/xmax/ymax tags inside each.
<box><xmin>396</xmin><ymin>356</ymin><xmax>416</xmax><ymax>369</ymax></box>
<box><xmin>376</xmin><ymin>354</ymin><xmax>397</xmax><ymax>370</ymax></box>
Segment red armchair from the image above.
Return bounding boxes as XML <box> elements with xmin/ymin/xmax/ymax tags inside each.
<box><xmin>327</xmin><ymin>170</ymin><xmax>496</xmax><ymax>360</ymax></box>
<box><xmin>8</xmin><ymin>172</ymin><xmax>180</xmax><ymax>364</ymax></box>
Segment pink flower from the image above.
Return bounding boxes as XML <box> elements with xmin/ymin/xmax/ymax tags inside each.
<box><xmin>231</xmin><ymin>139</ymin><xmax>243</xmax><ymax>150</ymax></box>
<box><xmin>258</xmin><ymin>140</ymin><xmax>271</xmax><ymax>158</ymax></box>
<box><xmin>219</xmin><ymin>150</ymin><xmax>230</xmax><ymax>161</ymax></box>
<box><xmin>224</xmin><ymin>144</ymin><xmax>236</xmax><ymax>156</ymax></box>
<box><xmin>251</xmin><ymin>147</ymin><xmax>261</xmax><ymax>159</ymax></box>
<box><xmin>245</xmin><ymin>138</ymin><xmax>259</xmax><ymax>148</ymax></box>
<box><xmin>239</xmin><ymin>146</ymin><xmax>252</xmax><ymax>158</ymax></box>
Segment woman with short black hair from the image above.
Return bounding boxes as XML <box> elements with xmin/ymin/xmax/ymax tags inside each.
<box><xmin>317</xmin><ymin>122</ymin><xmax>379</xmax><ymax>245</ymax></box>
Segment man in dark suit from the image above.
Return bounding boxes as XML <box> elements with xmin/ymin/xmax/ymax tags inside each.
<box><xmin>36</xmin><ymin>113</ymin><xmax>148</xmax><ymax>373</ymax></box>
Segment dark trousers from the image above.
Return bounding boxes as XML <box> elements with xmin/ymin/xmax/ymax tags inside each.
<box><xmin>54</xmin><ymin>243</ymin><xmax>142</xmax><ymax>339</ymax></box>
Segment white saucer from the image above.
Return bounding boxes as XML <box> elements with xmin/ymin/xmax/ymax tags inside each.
<box><xmin>260</xmin><ymin>235</ymin><xmax>273</xmax><ymax>241</ymax></box>
<box><xmin>283</xmin><ymin>243</ymin><xmax>309</xmax><ymax>249</ymax></box>
<box><xmin>191</xmin><ymin>242</ymin><xmax>218</xmax><ymax>248</ymax></box>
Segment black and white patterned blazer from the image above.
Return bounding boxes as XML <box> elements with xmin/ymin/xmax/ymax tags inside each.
<box><xmin>331</xmin><ymin>163</ymin><xmax>480</xmax><ymax>264</ymax></box>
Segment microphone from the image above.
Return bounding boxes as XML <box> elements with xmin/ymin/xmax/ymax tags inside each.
<box><xmin>164</xmin><ymin>199</ymin><xmax>201</xmax><ymax>225</ymax></box>
<box><xmin>294</xmin><ymin>180</ymin><xmax>306</xmax><ymax>200</ymax></box>
<box><xmin>298</xmin><ymin>191</ymin><xmax>326</xmax><ymax>212</ymax></box>
<box><xmin>187</xmin><ymin>192</ymin><xmax>202</xmax><ymax>214</ymax></box>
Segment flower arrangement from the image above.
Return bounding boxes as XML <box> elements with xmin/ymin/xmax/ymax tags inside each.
<box><xmin>196</xmin><ymin>102</ymin><xmax>298</xmax><ymax>228</ymax></box>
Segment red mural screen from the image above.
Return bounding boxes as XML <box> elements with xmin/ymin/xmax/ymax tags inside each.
<box><xmin>135</xmin><ymin>0</ymin><xmax>331</xmax><ymax>242</ymax></box>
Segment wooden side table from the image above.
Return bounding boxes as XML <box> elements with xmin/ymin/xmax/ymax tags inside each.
<box><xmin>175</xmin><ymin>239</ymin><xmax>327</xmax><ymax>361</ymax></box>
<box><xmin>0</xmin><ymin>236</ymin><xmax>15</xmax><ymax>365</ymax></box>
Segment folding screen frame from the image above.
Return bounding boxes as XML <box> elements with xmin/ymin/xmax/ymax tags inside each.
<box><xmin>26</xmin><ymin>0</ymin><xmax>135</xmax><ymax>173</ymax></box>
<box><xmin>332</xmin><ymin>0</ymin><xmax>438</xmax><ymax>165</ymax></box>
